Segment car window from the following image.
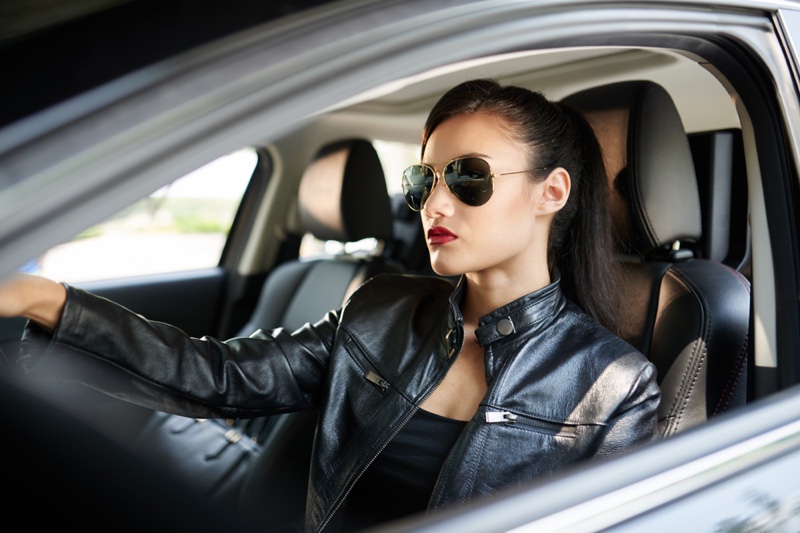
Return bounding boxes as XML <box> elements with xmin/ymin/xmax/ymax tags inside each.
<box><xmin>298</xmin><ymin>139</ymin><xmax>419</xmax><ymax>258</ymax></box>
<box><xmin>24</xmin><ymin>148</ymin><xmax>258</xmax><ymax>282</ymax></box>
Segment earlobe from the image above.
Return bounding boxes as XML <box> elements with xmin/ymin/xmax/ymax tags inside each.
<box><xmin>537</xmin><ymin>168</ymin><xmax>571</xmax><ymax>214</ymax></box>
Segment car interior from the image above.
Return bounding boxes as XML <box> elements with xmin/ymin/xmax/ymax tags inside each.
<box><xmin>0</xmin><ymin>36</ymin><xmax>776</xmax><ymax>530</ymax></box>
<box><xmin>562</xmin><ymin>80</ymin><xmax>751</xmax><ymax>436</ymax></box>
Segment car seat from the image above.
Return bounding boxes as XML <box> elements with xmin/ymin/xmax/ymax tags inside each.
<box><xmin>238</xmin><ymin>138</ymin><xmax>404</xmax><ymax>335</ymax></box>
<box><xmin>132</xmin><ymin>138</ymin><xmax>406</xmax><ymax>530</ymax></box>
<box><xmin>562</xmin><ymin>81</ymin><xmax>752</xmax><ymax>437</ymax></box>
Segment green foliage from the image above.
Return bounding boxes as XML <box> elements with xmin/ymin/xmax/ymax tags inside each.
<box><xmin>75</xmin><ymin>197</ymin><xmax>239</xmax><ymax>238</ymax></box>
<box><xmin>172</xmin><ymin>214</ymin><xmax>229</xmax><ymax>233</ymax></box>
<box><xmin>74</xmin><ymin>225</ymin><xmax>104</xmax><ymax>240</ymax></box>
<box><xmin>164</xmin><ymin>198</ymin><xmax>235</xmax><ymax>234</ymax></box>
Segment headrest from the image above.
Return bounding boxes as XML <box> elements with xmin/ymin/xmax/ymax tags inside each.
<box><xmin>562</xmin><ymin>81</ymin><xmax>701</xmax><ymax>259</ymax></box>
<box><xmin>298</xmin><ymin>139</ymin><xmax>394</xmax><ymax>243</ymax></box>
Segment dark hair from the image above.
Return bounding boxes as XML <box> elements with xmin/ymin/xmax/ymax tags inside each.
<box><xmin>421</xmin><ymin>79</ymin><xmax>623</xmax><ymax>335</ymax></box>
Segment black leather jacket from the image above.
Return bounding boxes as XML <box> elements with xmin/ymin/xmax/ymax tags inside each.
<box><xmin>20</xmin><ymin>273</ymin><xmax>660</xmax><ymax>532</ymax></box>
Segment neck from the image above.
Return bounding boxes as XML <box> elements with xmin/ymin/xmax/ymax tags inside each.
<box><xmin>460</xmin><ymin>267</ymin><xmax>551</xmax><ymax>324</ymax></box>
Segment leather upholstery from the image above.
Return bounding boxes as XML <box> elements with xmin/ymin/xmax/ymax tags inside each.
<box><xmin>563</xmin><ymin>81</ymin><xmax>751</xmax><ymax>436</ymax></box>
<box><xmin>650</xmin><ymin>261</ymin><xmax>750</xmax><ymax>435</ymax></box>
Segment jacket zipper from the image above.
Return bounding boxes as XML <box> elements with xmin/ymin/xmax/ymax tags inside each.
<box><xmin>364</xmin><ymin>370</ymin><xmax>389</xmax><ymax>392</ymax></box>
<box><xmin>425</xmin><ymin>327</ymin><xmax>466</xmax><ymax>513</ymax></box>
<box><xmin>316</xmin><ymin>403</ymin><xmax>418</xmax><ymax>532</ymax></box>
<box><xmin>318</xmin><ymin>327</ymin><xmax>463</xmax><ymax>532</ymax></box>
<box><xmin>484</xmin><ymin>410</ymin><xmax>577</xmax><ymax>437</ymax></box>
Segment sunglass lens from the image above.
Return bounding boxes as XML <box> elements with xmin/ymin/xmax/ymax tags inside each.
<box><xmin>446</xmin><ymin>158</ymin><xmax>493</xmax><ymax>206</ymax></box>
<box><xmin>402</xmin><ymin>165</ymin><xmax>434</xmax><ymax>211</ymax></box>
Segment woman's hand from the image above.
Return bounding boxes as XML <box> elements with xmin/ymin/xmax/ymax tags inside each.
<box><xmin>0</xmin><ymin>274</ymin><xmax>66</xmax><ymax>332</ymax></box>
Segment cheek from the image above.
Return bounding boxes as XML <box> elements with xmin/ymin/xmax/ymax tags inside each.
<box><xmin>523</xmin><ymin>179</ymin><xmax>546</xmax><ymax>206</ymax></box>
<box><xmin>483</xmin><ymin>190</ymin><xmax>542</xmax><ymax>241</ymax></box>
<box><xmin>494</xmin><ymin>183</ymin><xmax>540</xmax><ymax>220</ymax></box>
<box><xmin>464</xmin><ymin>205</ymin><xmax>527</xmax><ymax>250</ymax></box>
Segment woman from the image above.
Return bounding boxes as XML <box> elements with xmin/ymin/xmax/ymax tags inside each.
<box><xmin>0</xmin><ymin>79</ymin><xmax>659</xmax><ymax>532</ymax></box>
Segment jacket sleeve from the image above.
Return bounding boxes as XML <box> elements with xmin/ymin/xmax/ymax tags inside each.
<box><xmin>16</xmin><ymin>284</ymin><xmax>339</xmax><ymax>419</ymax></box>
<box><xmin>594</xmin><ymin>360</ymin><xmax>661</xmax><ymax>458</ymax></box>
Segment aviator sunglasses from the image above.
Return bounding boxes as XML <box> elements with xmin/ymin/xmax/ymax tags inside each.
<box><xmin>401</xmin><ymin>156</ymin><xmax>550</xmax><ymax>212</ymax></box>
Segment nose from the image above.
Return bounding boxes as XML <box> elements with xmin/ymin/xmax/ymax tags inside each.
<box><xmin>422</xmin><ymin>170</ymin><xmax>456</xmax><ymax>218</ymax></box>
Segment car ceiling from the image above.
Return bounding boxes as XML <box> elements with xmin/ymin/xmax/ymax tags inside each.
<box><xmin>326</xmin><ymin>47</ymin><xmax>740</xmax><ymax>146</ymax></box>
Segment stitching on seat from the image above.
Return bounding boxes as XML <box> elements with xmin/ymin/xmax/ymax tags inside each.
<box><xmin>721</xmin><ymin>263</ymin><xmax>752</xmax><ymax>295</ymax></box>
<box><xmin>712</xmin><ymin>333</ymin><xmax>749</xmax><ymax>416</ymax></box>
<box><xmin>671</xmin><ymin>341</ymin><xmax>705</xmax><ymax>434</ymax></box>
<box><xmin>667</xmin><ymin>269</ymin><xmax>710</xmax><ymax>434</ymax></box>
<box><xmin>713</xmin><ymin>263</ymin><xmax>750</xmax><ymax>416</ymax></box>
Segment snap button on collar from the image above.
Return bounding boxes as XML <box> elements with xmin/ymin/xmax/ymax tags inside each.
<box><xmin>496</xmin><ymin>317</ymin><xmax>515</xmax><ymax>336</ymax></box>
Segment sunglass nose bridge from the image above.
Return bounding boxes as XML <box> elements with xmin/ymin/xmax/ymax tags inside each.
<box><xmin>431</xmin><ymin>167</ymin><xmax>444</xmax><ymax>191</ymax></box>
<box><xmin>422</xmin><ymin>168</ymin><xmax>449</xmax><ymax>208</ymax></box>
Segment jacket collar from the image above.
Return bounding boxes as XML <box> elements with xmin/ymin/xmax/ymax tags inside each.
<box><xmin>448</xmin><ymin>271</ymin><xmax>564</xmax><ymax>347</ymax></box>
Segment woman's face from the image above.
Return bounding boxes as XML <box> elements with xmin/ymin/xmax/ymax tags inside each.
<box><xmin>421</xmin><ymin>112</ymin><xmax>553</xmax><ymax>281</ymax></box>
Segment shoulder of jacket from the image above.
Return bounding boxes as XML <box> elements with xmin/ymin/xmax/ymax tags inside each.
<box><xmin>557</xmin><ymin>300</ymin><xmax>648</xmax><ymax>362</ymax></box>
<box><xmin>338</xmin><ymin>273</ymin><xmax>456</xmax><ymax>325</ymax></box>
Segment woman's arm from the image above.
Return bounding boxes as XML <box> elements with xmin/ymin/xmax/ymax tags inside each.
<box><xmin>0</xmin><ymin>274</ymin><xmax>66</xmax><ymax>332</ymax></box>
<box><xmin>5</xmin><ymin>278</ymin><xmax>338</xmax><ymax>419</ymax></box>
<box><xmin>594</xmin><ymin>361</ymin><xmax>661</xmax><ymax>458</ymax></box>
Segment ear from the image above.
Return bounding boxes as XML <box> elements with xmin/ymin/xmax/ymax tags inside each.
<box><xmin>536</xmin><ymin>167</ymin><xmax>571</xmax><ymax>215</ymax></box>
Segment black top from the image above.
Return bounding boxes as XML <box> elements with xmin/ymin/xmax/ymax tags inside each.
<box><xmin>341</xmin><ymin>408</ymin><xmax>467</xmax><ymax>531</ymax></box>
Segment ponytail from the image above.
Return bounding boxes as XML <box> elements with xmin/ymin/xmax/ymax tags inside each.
<box><xmin>551</xmin><ymin>103</ymin><xmax>623</xmax><ymax>335</ymax></box>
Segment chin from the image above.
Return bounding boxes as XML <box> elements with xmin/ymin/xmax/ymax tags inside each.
<box><xmin>429</xmin><ymin>258</ymin><xmax>468</xmax><ymax>278</ymax></box>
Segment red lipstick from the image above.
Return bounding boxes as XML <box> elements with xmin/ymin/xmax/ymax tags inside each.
<box><xmin>427</xmin><ymin>226</ymin><xmax>457</xmax><ymax>245</ymax></box>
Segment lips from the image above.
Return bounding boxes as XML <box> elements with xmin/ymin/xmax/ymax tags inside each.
<box><xmin>427</xmin><ymin>226</ymin><xmax>457</xmax><ymax>245</ymax></box>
